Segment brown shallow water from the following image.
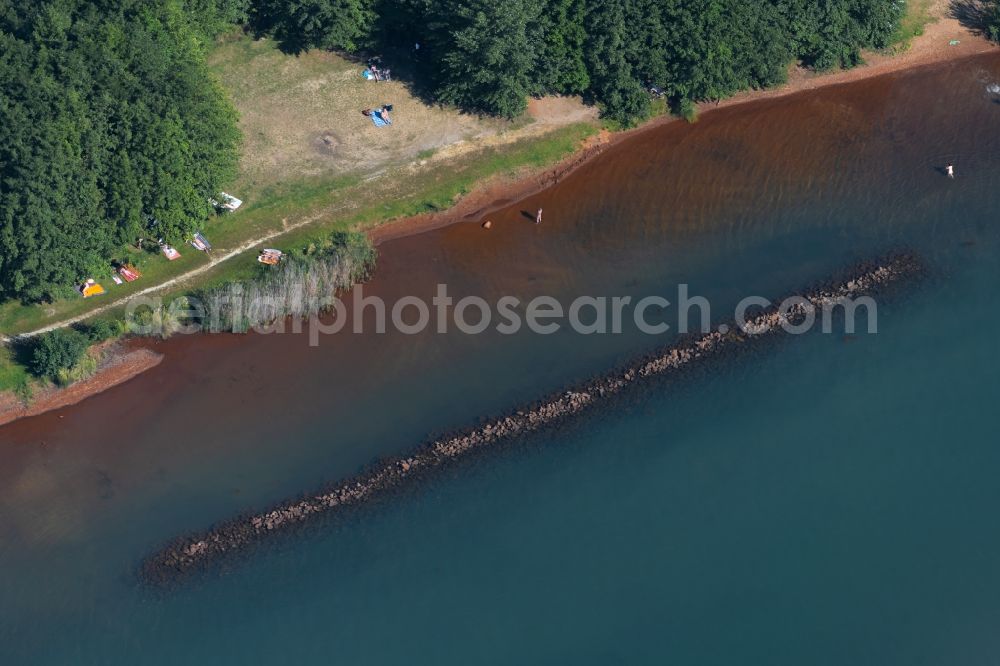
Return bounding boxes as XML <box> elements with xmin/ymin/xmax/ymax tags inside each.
<box><xmin>0</xmin><ymin>48</ymin><xmax>1000</xmax><ymax>564</ymax></box>
<box><xmin>1</xmin><ymin>52</ymin><xmax>1000</xmax><ymax>665</ymax></box>
<box><xmin>3</xmin><ymin>53</ymin><xmax>1000</xmax><ymax>530</ymax></box>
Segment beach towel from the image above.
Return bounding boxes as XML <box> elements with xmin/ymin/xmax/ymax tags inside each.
<box><xmin>119</xmin><ymin>265</ymin><xmax>141</xmax><ymax>282</ymax></box>
<box><xmin>371</xmin><ymin>113</ymin><xmax>388</xmax><ymax>127</ymax></box>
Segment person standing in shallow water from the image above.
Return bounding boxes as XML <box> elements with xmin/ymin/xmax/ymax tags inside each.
<box><xmin>947</xmin><ymin>163</ymin><xmax>955</xmax><ymax>178</ymax></box>
<box><xmin>535</xmin><ymin>208</ymin><xmax>543</xmax><ymax>224</ymax></box>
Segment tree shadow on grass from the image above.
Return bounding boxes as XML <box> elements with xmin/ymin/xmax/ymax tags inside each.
<box><xmin>8</xmin><ymin>337</ymin><xmax>36</xmax><ymax>373</ymax></box>
<box><xmin>243</xmin><ymin>13</ymin><xmax>492</xmax><ymax>118</ymax></box>
<box><xmin>359</xmin><ymin>44</ymin><xmax>444</xmax><ymax>109</ymax></box>
<box><xmin>949</xmin><ymin>0</ymin><xmax>996</xmax><ymax>37</ymax></box>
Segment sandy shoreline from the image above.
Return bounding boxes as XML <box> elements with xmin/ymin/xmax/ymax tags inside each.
<box><xmin>1</xmin><ymin>13</ymin><xmax>995</xmax><ymax>429</ymax></box>
<box><xmin>369</xmin><ymin>129</ymin><xmax>613</xmax><ymax>244</ymax></box>
<box><xmin>0</xmin><ymin>344</ymin><xmax>163</xmax><ymax>427</ymax></box>
<box><xmin>371</xmin><ymin>5</ymin><xmax>997</xmax><ymax>244</ymax></box>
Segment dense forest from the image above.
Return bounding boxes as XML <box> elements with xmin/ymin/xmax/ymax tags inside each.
<box><xmin>1</xmin><ymin>0</ymin><xmax>912</xmax><ymax>302</ymax></box>
<box><xmin>250</xmin><ymin>0</ymin><xmax>906</xmax><ymax>121</ymax></box>
<box><xmin>989</xmin><ymin>0</ymin><xmax>1000</xmax><ymax>42</ymax></box>
<box><xmin>0</xmin><ymin>0</ymin><xmax>241</xmax><ymax>302</ymax></box>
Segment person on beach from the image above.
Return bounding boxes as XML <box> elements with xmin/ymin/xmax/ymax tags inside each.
<box><xmin>947</xmin><ymin>163</ymin><xmax>955</xmax><ymax>178</ymax></box>
<box><xmin>535</xmin><ymin>208</ymin><xmax>543</xmax><ymax>224</ymax></box>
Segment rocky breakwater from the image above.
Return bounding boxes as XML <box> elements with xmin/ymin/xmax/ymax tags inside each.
<box><xmin>143</xmin><ymin>253</ymin><xmax>921</xmax><ymax>583</ymax></box>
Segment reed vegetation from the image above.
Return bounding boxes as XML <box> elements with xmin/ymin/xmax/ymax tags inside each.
<box><xmin>187</xmin><ymin>231</ymin><xmax>376</xmax><ymax>333</ymax></box>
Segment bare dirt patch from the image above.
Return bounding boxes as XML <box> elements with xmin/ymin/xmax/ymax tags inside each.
<box><xmin>207</xmin><ymin>36</ymin><xmax>602</xmax><ymax>204</ymax></box>
<box><xmin>311</xmin><ymin>130</ymin><xmax>342</xmax><ymax>157</ymax></box>
<box><xmin>2</xmin><ymin>2</ymin><xmax>992</xmax><ymax>344</ymax></box>
<box><xmin>208</xmin><ymin>37</ymin><xmax>515</xmax><ymax>197</ymax></box>
<box><xmin>527</xmin><ymin>96</ymin><xmax>599</xmax><ymax>125</ymax></box>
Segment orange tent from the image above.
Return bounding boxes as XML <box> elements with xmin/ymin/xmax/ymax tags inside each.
<box><xmin>79</xmin><ymin>279</ymin><xmax>106</xmax><ymax>298</ymax></box>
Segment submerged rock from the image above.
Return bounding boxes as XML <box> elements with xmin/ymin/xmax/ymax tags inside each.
<box><xmin>141</xmin><ymin>252</ymin><xmax>922</xmax><ymax>584</ymax></box>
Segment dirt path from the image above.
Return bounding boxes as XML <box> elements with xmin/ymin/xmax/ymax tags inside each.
<box><xmin>5</xmin><ymin>3</ymin><xmax>996</xmax><ymax>342</ymax></box>
<box><xmin>0</xmin><ymin>212</ymin><xmax>349</xmax><ymax>342</ymax></box>
<box><xmin>0</xmin><ymin>103</ymin><xmax>603</xmax><ymax>343</ymax></box>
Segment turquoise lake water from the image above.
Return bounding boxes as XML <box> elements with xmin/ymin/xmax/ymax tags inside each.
<box><xmin>1</xmin><ymin>54</ymin><xmax>1000</xmax><ymax>663</ymax></box>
